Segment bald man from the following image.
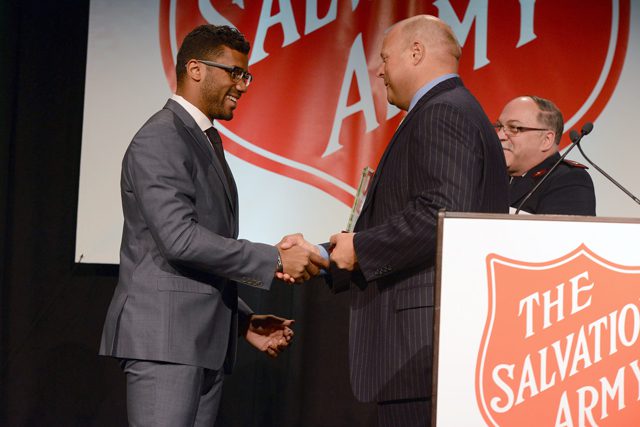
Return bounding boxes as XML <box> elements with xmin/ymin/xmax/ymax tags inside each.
<box><xmin>497</xmin><ymin>96</ymin><xmax>596</xmax><ymax>215</ymax></box>
<box><xmin>312</xmin><ymin>15</ymin><xmax>508</xmax><ymax>426</ymax></box>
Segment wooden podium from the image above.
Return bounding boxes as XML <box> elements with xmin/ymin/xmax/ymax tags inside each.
<box><xmin>432</xmin><ymin>212</ymin><xmax>640</xmax><ymax>426</ymax></box>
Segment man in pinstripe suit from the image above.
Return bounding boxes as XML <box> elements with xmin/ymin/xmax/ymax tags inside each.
<box><xmin>285</xmin><ymin>15</ymin><xmax>509</xmax><ymax>426</ymax></box>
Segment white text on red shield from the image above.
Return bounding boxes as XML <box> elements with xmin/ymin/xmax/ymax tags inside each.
<box><xmin>490</xmin><ymin>270</ymin><xmax>640</xmax><ymax>426</ymax></box>
<box><xmin>203</xmin><ymin>0</ymin><xmax>538</xmax><ymax>156</ymax></box>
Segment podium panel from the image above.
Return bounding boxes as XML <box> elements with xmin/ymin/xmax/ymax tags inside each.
<box><xmin>434</xmin><ymin>212</ymin><xmax>640</xmax><ymax>426</ymax></box>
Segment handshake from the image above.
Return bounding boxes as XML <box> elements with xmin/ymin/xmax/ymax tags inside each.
<box><xmin>273</xmin><ymin>232</ymin><xmax>358</xmax><ymax>283</ymax></box>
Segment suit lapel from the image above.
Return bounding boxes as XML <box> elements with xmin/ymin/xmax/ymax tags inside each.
<box><xmin>358</xmin><ymin>78</ymin><xmax>463</xmax><ymax>220</ymax></box>
<box><xmin>164</xmin><ymin>100</ymin><xmax>237</xmax><ymax>217</ymax></box>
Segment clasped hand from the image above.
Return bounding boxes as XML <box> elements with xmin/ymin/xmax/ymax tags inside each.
<box><xmin>244</xmin><ymin>314</ymin><xmax>294</xmax><ymax>358</ymax></box>
<box><xmin>275</xmin><ymin>232</ymin><xmax>358</xmax><ymax>284</ymax></box>
<box><xmin>276</xmin><ymin>233</ymin><xmax>328</xmax><ymax>283</ymax></box>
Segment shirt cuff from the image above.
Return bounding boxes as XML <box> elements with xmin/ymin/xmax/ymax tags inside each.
<box><xmin>316</xmin><ymin>244</ymin><xmax>329</xmax><ymax>275</ymax></box>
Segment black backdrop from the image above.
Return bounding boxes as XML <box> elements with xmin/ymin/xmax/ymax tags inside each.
<box><xmin>0</xmin><ymin>2</ymin><xmax>376</xmax><ymax>425</ymax></box>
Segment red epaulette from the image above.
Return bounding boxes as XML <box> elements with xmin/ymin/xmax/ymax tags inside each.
<box><xmin>561</xmin><ymin>159</ymin><xmax>589</xmax><ymax>169</ymax></box>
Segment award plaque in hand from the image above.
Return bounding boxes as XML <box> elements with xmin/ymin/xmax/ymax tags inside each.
<box><xmin>345</xmin><ymin>166</ymin><xmax>375</xmax><ymax>232</ymax></box>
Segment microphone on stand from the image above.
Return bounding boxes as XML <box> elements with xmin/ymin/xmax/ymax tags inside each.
<box><xmin>514</xmin><ymin>123</ymin><xmax>593</xmax><ymax>214</ymax></box>
<box><xmin>570</xmin><ymin>126</ymin><xmax>640</xmax><ymax>205</ymax></box>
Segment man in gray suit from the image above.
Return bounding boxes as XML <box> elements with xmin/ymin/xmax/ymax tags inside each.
<box><xmin>99</xmin><ymin>25</ymin><xmax>325</xmax><ymax>426</ymax></box>
<box><xmin>283</xmin><ymin>15</ymin><xmax>509</xmax><ymax>426</ymax></box>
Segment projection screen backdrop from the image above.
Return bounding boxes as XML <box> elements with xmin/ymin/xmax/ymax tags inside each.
<box><xmin>76</xmin><ymin>0</ymin><xmax>640</xmax><ymax>264</ymax></box>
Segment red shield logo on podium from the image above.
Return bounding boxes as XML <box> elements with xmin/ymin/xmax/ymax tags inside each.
<box><xmin>159</xmin><ymin>1</ymin><xmax>629</xmax><ymax>206</ymax></box>
<box><xmin>477</xmin><ymin>245</ymin><xmax>640</xmax><ymax>426</ymax></box>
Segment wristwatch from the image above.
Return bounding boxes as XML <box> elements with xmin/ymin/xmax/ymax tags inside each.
<box><xmin>276</xmin><ymin>253</ymin><xmax>283</xmax><ymax>273</ymax></box>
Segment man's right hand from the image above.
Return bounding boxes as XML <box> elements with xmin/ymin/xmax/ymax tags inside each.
<box><xmin>275</xmin><ymin>234</ymin><xmax>329</xmax><ymax>283</ymax></box>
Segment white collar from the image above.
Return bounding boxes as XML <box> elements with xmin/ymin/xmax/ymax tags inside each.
<box><xmin>171</xmin><ymin>94</ymin><xmax>213</xmax><ymax>132</ymax></box>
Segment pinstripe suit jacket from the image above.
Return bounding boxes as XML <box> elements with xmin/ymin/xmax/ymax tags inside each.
<box><xmin>99</xmin><ymin>99</ymin><xmax>278</xmax><ymax>372</ymax></box>
<box><xmin>328</xmin><ymin>77</ymin><xmax>509</xmax><ymax>402</ymax></box>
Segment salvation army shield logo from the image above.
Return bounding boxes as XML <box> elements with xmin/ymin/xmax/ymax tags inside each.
<box><xmin>159</xmin><ymin>1</ymin><xmax>629</xmax><ymax>206</ymax></box>
<box><xmin>477</xmin><ymin>245</ymin><xmax>640</xmax><ymax>426</ymax></box>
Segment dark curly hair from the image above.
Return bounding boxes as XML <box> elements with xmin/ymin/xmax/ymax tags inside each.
<box><xmin>175</xmin><ymin>25</ymin><xmax>250</xmax><ymax>85</ymax></box>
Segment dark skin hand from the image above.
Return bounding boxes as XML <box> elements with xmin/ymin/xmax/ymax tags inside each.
<box><xmin>277</xmin><ymin>244</ymin><xmax>329</xmax><ymax>283</ymax></box>
<box><xmin>243</xmin><ymin>314</ymin><xmax>294</xmax><ymax>358</ymax></box>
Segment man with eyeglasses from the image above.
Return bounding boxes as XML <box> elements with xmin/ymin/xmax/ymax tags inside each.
<box><xmin>496</xmin><ymin>96</ymin><xmax>596</xmax><ymax>215</ymax></box>
<box><xmin>99</xmin><ymin>24</ymin><xmax>327</xmax><ymax>426</ymax></box>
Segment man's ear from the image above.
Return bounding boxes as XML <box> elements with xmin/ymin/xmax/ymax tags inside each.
<box><xmin>410</xmin><ymin>41</ymin><xmax>424</xmax><ymax>65</ymax></box>
<box><xmin>185</xmin><ymin>59</ymin><xmax>203</xmax><ymax>82</ymax></box>
<box><xmin>540</xmin><ymin>131</ymin><xmax>557</xmax><ymax>152</ymax></box>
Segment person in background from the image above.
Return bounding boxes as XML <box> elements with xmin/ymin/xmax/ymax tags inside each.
<box><xmin>497</xmin><ymin>95</ymin><xmax>596</xmax><ymax>215</ymax></box>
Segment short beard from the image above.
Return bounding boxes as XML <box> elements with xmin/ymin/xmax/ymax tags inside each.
<box><xmin>202</xmin><ymin>73</ymin><xmax>233</xmax><ymax>121</ymax></box>
<box><xmin>215</xmin><ymin>108</ymin><xmax>233</xmax><ymax>121</ymax></box>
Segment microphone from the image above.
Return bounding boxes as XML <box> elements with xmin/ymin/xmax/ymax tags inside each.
<box><xmin>514</xmin><ymin>123</ymin><xmax>591</xmax><ymax>214</ymax></box>
<box><xmin>568</xmin><ymin>122</ymin><xmax>593</xmax><ymax>144</ymax></box>
<box><xmin>571</xmin><ymin>125</ymin><xmax>640</xmax><ymax>206</ymax></box>
<box><xmin>581</xmin><ymin>122</ymin><xmax>593</xmax><ymax>135</ymax></box>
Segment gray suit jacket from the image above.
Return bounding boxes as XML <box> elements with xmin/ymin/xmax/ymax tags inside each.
<box><xmin>327</xmin><ymin>77</ymin><xmax>509</xmax><ymax>402</ymax></box>
<box><xmin>99</xmin><ymin>99</ymin><xmax>278</xmax><ymax>372</ymax></box>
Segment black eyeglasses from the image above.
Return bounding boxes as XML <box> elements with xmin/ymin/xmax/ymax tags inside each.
<box><xmin>196</xmin><ymin>60</ymin><xmax>253</xmax><ymax>86</ymax></box>
<box><xmin>493</xmin><ymin>122</ymin><xmax>549</xmax><ymax>137</ymax></box>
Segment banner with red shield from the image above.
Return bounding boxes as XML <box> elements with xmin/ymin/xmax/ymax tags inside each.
<box><xmin>478</xmin><ymin>244</ymin><xmax>640</xmax><ymax>426</ymax></box>
<box><xmin>76</xmin><ymin>1</ymin><xmax>637</xmax><ymax>264</ymax></box>
<box><xmin>158</xmin><ymin>0</ymin><xmax>629</xmax><ymax>207</ymax></box>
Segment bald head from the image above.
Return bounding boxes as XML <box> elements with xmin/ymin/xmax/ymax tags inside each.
<box><xmin>397</xmin><ymin>15</ymin><xmax>461</xmax><ymax>63</ymax></box>
<box><xmin>377</xmin><ymin>15</ymin><xmax>461</xmax><ymax>110</ymax></box>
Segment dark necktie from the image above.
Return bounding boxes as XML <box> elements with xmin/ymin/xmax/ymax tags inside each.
<box><xmin>204</xmin><ymin>127</ymin><xmax>234</xmax><ymax>192</ymax></box>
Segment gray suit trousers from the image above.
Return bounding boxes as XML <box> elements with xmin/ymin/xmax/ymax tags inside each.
<box><xmin>120</xmin><ymin>359</ymin><xmax>224</xmax><ymax>427</ymax></box>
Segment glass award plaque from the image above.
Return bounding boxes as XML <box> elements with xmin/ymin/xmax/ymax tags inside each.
<box><xmin>346</xmin><ymin>166</ymin><xmax>375</xmax><ymax>232</ymax></box>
